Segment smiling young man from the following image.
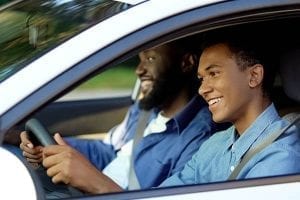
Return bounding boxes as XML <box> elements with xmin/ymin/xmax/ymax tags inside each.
<box><xmin>19</xmin><ymin>38</ymin><xmax>223</xmax><ymax>196</ymax></box>
<box><xmin>160</xmin><ymin>30</ymin><xmax>300</xmax><ymax>186</ymax></box>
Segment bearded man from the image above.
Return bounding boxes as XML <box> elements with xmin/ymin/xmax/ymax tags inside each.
<box><xmin>20</xmin><ymin>39</ymin><xmax>221</xmax><ymax>196</ymax></box>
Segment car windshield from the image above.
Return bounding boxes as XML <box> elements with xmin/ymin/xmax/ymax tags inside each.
<box><xmin>0</xmin><ymin>0</ymin><xmax>141</xmax><ymax>82</ymax></box>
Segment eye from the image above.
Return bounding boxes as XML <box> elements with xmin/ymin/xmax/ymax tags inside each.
<box><xmin>208</xmin><ymin>70</ymin><xmax>220</xmax><ymax>78</ymax></box>
<box><xmin>197</xmin><ymin>75</ymin><xmax>203</xmax><ymax>82</ymax></box>
<box><xmin>147</xmin><ymin>56</ymin><xmax>154</xmax><ymax>62</ymax></box>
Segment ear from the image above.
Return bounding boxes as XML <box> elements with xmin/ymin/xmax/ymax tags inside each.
<box><xmin>181</xmin><ymin>53</ymin><xmax>197</xmax><ymax>73</ymax></box>
<box><xmin>248</xmin><ymin>64</ymin><xmax>264</xmax><ymax>88</ymax></box>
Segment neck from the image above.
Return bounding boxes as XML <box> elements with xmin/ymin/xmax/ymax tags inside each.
<box><xmin>160</xmin><ymin>89</ymin><xmax>191</xmax><ymax>118</ymax></box>
<box><xmin>235</xmin><ymin>96</ymin><xmax>271</xmax><ymax>135</ymax></box>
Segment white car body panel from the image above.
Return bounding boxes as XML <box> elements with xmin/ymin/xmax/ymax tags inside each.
<box><xmin>138</xmin><ymin>182</ymin><xmax>300</xmax><ymax>200</ymax></box>
<box><xmin>0</xmin><ymin>147</ymin><xmax>37</xmax><ymax>199</ymax></box>
<box><xmin>0</xmin><ymin>0</ymin><xmax>222</xmax><ymax>115</ymax></box>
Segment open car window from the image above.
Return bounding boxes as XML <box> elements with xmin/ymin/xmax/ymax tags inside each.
<box><xmin>0</xmin><ymin>0</ymin><xmax>136</xmax><ymax>82</ymax></box>
<box><xmin>59</xmin><ymin>56</ymin><xmax>138</xmax><ymax>101</ymax></box>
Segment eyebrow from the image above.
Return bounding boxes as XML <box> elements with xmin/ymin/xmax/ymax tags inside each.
<box><xmin>198</xmin><ymin>64</ymin><xmax>221</xmax><ymax>76</ymax></box>
<box><xmin>204</xmin><ymin>64</ymin><xmax>221</xmax><ymax>71</ymax></box>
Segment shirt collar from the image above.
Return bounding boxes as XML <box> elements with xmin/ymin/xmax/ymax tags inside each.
<box><xmin>167</xmin><ymin>95</ymin><xmax>207</xmax><ymax>134</ymax></box>
<box><xmin>231</xmin><ymin>103</ymin><xmax>280</xmax><ymax>160</ymax></box>
<box><xmin>222</xmin><ymin>126</ymin><xmax>237</xmax><ymax>150</ymax></box>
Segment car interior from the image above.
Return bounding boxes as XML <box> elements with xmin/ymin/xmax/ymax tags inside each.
<box><xmin>2</xmin><ymin>7</ymin><xmax>300</xmax><ymax>200</ymax></box>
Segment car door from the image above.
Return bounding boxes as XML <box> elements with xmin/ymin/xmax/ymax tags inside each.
<box><xmin>64</xmin><ymin>0</ymin><xmax>300</xmax><ymax>199</ymax></box>
<box><xmin>1</xmin><ymin>0</ymin><xmax>300</xmax><ymax>199</ymax></box>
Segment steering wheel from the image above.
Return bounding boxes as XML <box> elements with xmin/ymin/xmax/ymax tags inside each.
<box><xmin>25</xmin><ymin>118</ymin><xmax>83</xmax><ymax>197</ymax></box>
<box><xmin>25</xmin><ymin>118</ymin><xmax>56</xmax><ymax>146</ymax></box>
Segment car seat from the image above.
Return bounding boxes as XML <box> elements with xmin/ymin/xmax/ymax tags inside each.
<box><xmin>280</xmin><ymin>48</ymin><xmax>300</xmax><ymax>128</ymax></box>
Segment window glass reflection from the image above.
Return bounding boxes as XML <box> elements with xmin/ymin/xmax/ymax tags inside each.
<box><xmin>0</xmin><ymin>0</ymin><xmax>132</xmax><ymax>82</ymax></box>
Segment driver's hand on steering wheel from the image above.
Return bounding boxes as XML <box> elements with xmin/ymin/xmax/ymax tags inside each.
<box><xmin>20</xmin><ymin>131</ymin><xmax>43</xmax><ymax>168</ymax></box>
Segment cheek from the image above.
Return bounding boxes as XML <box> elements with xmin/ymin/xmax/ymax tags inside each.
<box><xmin>154</xmin><ymin>67</ymin><xmax>169</xmax><ymax>80</ymax></box>
<box><xmin>150</xmin><ymin>64</ymin><xmax>162</xmax><ymax>78</ymax></box>
<box><xmin>223</xmin><ymin>77</ymin><xmax>251</xmax><ymax>110</ymax></box>
<box><xmin>213</xmin><ymin>77</ymin><xmax>231</xmax><ymax>93</ymax></box>
<box><xmin>213</xmin><ymin>76</ymin><xmax>245</xmax><ymax>107</ymax></box>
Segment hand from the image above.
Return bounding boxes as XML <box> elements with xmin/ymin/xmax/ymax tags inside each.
<box><xmin>42</xmin><ymin>133</ymin><xmax>122</xmax><ymax>193</ymax></box>
<box><xmin>19</xmin><ymin>131</ymin><xmax>43</xmax><ymax>168</ymax></box>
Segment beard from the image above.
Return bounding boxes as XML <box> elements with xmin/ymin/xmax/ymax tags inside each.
<box><xmin>139</xmin><ymin>66</ymin><xmax>187</xmax><ymax>111</ymax></box>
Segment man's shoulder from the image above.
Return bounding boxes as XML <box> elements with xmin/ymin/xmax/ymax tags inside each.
<box><xmin>272</xmin><ymin>118</ymin><xmax>300</xmax><ymax>150</ymax></box>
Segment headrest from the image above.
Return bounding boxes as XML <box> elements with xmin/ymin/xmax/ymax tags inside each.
<box><xmin>280</xmin><ymin>49</ymin><xmax>300</xmax><ymax>102</ymax></box>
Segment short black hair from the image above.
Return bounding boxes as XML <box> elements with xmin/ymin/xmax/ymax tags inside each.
<box><xmin>166</xmin><ymin>36</ymin><xmax>201</xmax><ymax>98</ymax></box>
<box><xmin>200</xmin><ymin>27</ymin><xmax>278</xmax><ymax>98</ymax></box>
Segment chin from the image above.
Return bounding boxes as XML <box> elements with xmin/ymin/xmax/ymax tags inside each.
<box><xmin>212</xmin><ymin>117</ymin><xmax>221</xmax><ymax>123</ymax></box>
<box><xmin>212</xmin><ymin>114</ymin><xmax>226</xmax><ymax>123</ymax></box>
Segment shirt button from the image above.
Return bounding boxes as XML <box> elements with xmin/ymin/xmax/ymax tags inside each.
<box><xmin>230</xmin><ymin>166</ymin><xmax>235</xmax><ymax>172</ymax></box>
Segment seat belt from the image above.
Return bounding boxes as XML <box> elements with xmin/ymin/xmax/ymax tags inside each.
<box><xmin>228</xmin><ymin>115</ymin><xmax>300</xmax><ymax>180</ymax></box>
<box><xmin>128</xmin><ymin>110</ymin><xmax>151</xmax><ymax>190</ymax></box>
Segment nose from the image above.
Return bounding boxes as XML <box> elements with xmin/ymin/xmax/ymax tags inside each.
<box><xmin>198</xmin><ymin>78</ymin><xmax>212</xmax><ymax>98</ymax></box>
<box><xmin>135</xmin><ymin>62</ymin><xmax>146</xmax><ymax>76</ymax></box>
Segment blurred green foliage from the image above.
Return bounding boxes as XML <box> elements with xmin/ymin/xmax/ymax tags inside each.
<box><xmin>77</xmin><ymin>66</ymin><xmax>137</xmax><ymax>90</ymax></box>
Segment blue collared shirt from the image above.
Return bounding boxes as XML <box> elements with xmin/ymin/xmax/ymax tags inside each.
<box><xmin>66</xmin><ymin>95</ymin><xmax>226</xmax><ymax>188</ymax></box>
<box><xmin>160</xmin><ymin>104</ymin><xmax>300</xmax><ymax>186</ymax></box>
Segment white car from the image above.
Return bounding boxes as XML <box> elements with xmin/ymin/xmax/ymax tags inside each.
<box><xmin>0</xmin><ymin>0</ymin><xmax>299</xmax><ymax>199</ymax></box>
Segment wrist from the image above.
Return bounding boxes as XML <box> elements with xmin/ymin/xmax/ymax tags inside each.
<box><xmin>84</xmin><ymin>171</ymin><xmax>123</xmax><ymax>194</ymax></box>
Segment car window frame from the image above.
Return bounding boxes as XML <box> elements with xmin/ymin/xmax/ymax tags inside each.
<box><xmin>74</xmin><ymin>174</ymin><xmax>300</xmax><ymax>200</ymax></box>
<box><xmin>2</xmin><ymin>0</ymin><xmax>299</xmax><ymax>135</ymax></box>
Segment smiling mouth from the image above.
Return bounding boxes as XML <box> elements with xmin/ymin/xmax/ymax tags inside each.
<box><xmin>208</xmin><ymin>97</ymin><xmax>222</xmax><ymax>106</ymax></box>
<box><xmin>140</xmin><ymin>79</ymin><xmax>153</xmax><ymax>93</ymax></box>
<box><xmin>141</xmin><ymin>79</ymin><xmax>153</xmax><ymax>86</ymax></box>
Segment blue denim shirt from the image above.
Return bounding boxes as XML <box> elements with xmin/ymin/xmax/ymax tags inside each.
<box><xmin>67</xmin><ymin>95</ymin><xmax>224</xmax><ymax>188</ymax></box>
<box><xmin>160</xmin><ymin>104</ymin><xmax>300</xmax><ymax>186</ymax></box>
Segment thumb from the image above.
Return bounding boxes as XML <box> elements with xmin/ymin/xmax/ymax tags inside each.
<box><xmin>54</xmin><ymin>133</ymin><xmax>67</xmax><ymax>145</ymax></box>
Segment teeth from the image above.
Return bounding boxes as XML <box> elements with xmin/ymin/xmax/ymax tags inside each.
<box><xmin>208</xmin><ymin>98</ymin><xmax>221</xmax><ymax>105</ymax></box>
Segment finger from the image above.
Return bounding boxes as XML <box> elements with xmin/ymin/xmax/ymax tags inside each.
<box><xmin>27</xmin><ymin>157</ymin><xmax>43</xmax><ymax>163</ymax></box>
<box><xmin>20</xmin><ymin>143</ymin><xmax>43</xmax><ymax>155</ymax></box>
<box><xmin>45</xmin><ymin>161</ymin><xmax>70</xmax><ymax>185</ymax></box>
<box><xmin>20</xmin><ymin>131</ymin><xmax>34</xmax><ymax>149</ymax></box>
<box><xmin>19</xmin><ymin>142</ymin><xmax>26</xmax><ymax>151</ymax></box>
<box><xmin>51</xmin><ymin>171</ymin><xmax>70</xmax><ymax>185</ymax></box>
<box><xmin>46</xmin><ymin>162</ymin><xmax>69</xmax><ymax>184</ymax></box>
<box><xmin>23</xmin><ymin>150</ymin><xmax>43</xmax><ymax>159</ymax></box>
<box><xmin>54</xmin><ymin>133</ymin><xmax>67</xmax><ymax>145</ymax></box>
<box><xmin>43</xmin><ymin>144</ymin><xmax>68</xmax><ymax>157</ymax></box>
<box><xmin>42</xmin><ymin>146</ymin><xmax>69</xmax><ymax>168</ymax></box>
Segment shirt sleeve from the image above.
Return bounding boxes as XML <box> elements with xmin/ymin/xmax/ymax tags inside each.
<box><xmin>159</xmin><ymin>150</ymin><xmax>199</xmax><ymax>187</ymax></box>
<box><xmin>65</xmin><ymin>137</ymin><xmax>116</xmax><ymax>171</ymax></box>
<box><xmin>64</xmin><ymin>104</ymin><xmax>138</xmax><ymax>170</ymax></box>
<box><xmin>171</xmin><ymin>131</ymin><xmax>210</xmax><ymax>175</ymax></box>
